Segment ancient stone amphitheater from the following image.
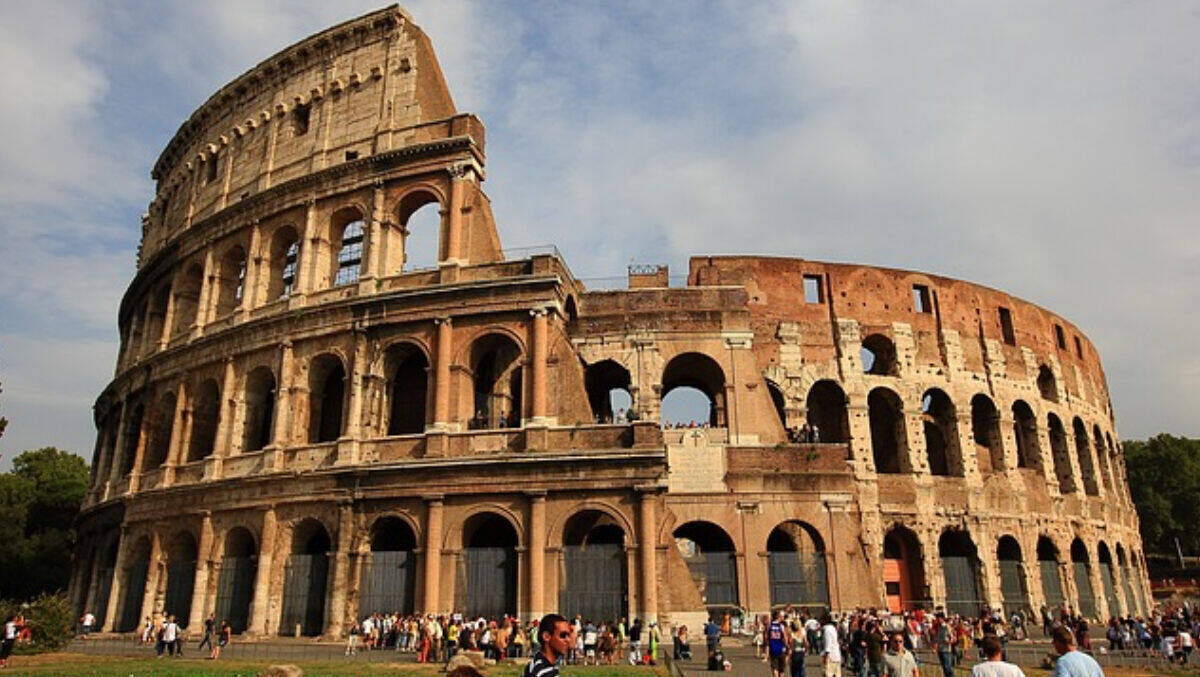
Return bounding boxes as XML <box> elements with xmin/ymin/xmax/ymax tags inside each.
<box><xmin>70</xmin><ymin>5</ymin><xmax>1150</xmax><ymax>638</ymax></box>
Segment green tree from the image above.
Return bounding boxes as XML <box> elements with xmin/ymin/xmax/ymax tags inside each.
<box><xmin>1124</xmin><ymin>434</ymin><xmax>1200</xmax><ymax>559</ymax></box>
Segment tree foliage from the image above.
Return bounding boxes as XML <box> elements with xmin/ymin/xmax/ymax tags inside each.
<box><xmin>1124</xmin><ymin>434</ymin><xmax>1200</xmax><ymax>558</ymax></box>
<box><xmin>0</xmin><ymin>448</ymin><xmax>88</xmax><ymax>600</ymax></box>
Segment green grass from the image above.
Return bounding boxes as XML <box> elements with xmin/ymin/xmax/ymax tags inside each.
<box><xmin>2</xmin><ymin>652</ymin><xmax>670</xmax><ymax>677</ymax></box>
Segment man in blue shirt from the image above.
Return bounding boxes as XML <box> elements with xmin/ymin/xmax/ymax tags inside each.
<box><xmin>1052</xmin><ymin>626</ymin><xmax>1105</xmax><ymax>677</ymax></box>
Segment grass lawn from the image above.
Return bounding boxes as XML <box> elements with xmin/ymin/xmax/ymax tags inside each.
<box><xmin>2</xmin><ymin>652</ymin><xmax>672</xmax><ymax>677</ymax></box>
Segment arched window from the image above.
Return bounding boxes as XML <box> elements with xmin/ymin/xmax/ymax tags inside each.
<box><xmin>242</xmin><ymin>367</ymin><xmax>276</xmax><ymax>452</ymax></box>
<box><xmin>805</xmin><ymin>380</ymin><xmax>849</xmax><ymax>443</ymax></box>
<box><xmin>145</xmin><ymin>391</ymin><xmax>176</xmax><ymax>470</ymax></box>
<box><xmin>188</xmin><ymin>379</ymin><xmax>221</xmax><ymax>462</ymax></box>
<box><xmin>398</xmin><ymin>191</ymin><xmax>442</xmax><ymax>271</ymax></box>
<box><xmin>215</xmin><ymin>245</ymin><xmax>247</xmax><ymax>316</ymax></box>
<box><xmin>266</xmin><ymin>226</ymin><xmax>300</xmax><ymax>300</ymax></box>
<box><xmin>1092</xmin><ymin>424</ymin><xmax>1113</xmax><ymax>493</ymax></box>
<box><xmin>584</xmin><ymin>359</ymin><xmax>632</xmax><ymax>423</ymax></box>
<box><xmin>661</xmin><ymin>353</ymin><xmax>727</xmax><ymax>427</ymax></box>
<box><xmin>144</xmin><ymin>284</ymin><xmax>171</xmax><ymax>350</ymax></box>
<box><xmin>333</xmin><ymin>213</ymin><xmax>365</xmax><ymax>286</ymax></box>
<box><xmin>861</xmin><ymin>334</ymin><xmax>899</xmax><ymax>376</ymax></box>
<box><xmin>922</xmin><ymin>389</ymin><xmax>961</xmax><ymax>476</ymax></box>
<box><xmin>1011</xmin><ymin>400</ymin><xmax>1041</xmax><ymax>469</ymax></box>
<box><xmin>1073</xmin><ymin>417</ymin><xmax>1099</xmax><ymax>496</ymax></box>
<box><xmin>385</xmin><ymin>344</ymin><xmax>430</xmax><ymax>435</ymax></box>
<box><xmin>308</xmin><ymin>355</ymin><xmax>345</xmax><ymax>443</ymax></box>
<box><xmin>119</xmin><ymin>402</ymin><xmax>145</xmax><ymax>476</ymax></box>
<box><xmin>971</xmin><ymin>394</ymin><xmax>1003</xmax><ymax>473</ymax></box>
<box><xmin>281</xmin><ymin>519</ymin><xmax>331</xmax><ymax>637</ymax></box>
<box><xmin>1048</xmin><ymin>414</ymin><xmax>1075</xmax><ymax>493</ymax></box>
<box><xmin>469</xmin><ymin>334</ymin><xmax>523</xmax><ymax>429</ymax></box>
<box><xmin>171</xmin><ymin>263</ymin><xmax>204</xmax><ymax>337</ymax></box>
<box><xmin>1037</xmin><ymin>366</ymin><xmax>1058</xmax><ymax>402</ymax></box>
<box><xmin>869</xmin><ymin>388</ymin><xmax>907</xmax><ymax>473</ymax></box>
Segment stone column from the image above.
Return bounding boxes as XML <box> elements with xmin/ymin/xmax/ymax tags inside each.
<box><xmin>271</xmin><ymin>342</ymin><xmax>294</xmax><ymax>463</ymax></box>
<box><xmin>139</xmin><ymin>530</ymin><xmax>163</xmax><ymax>626</ymax></box>
<box><xmin>431</xmin><ymin>318</ymin><xmax>453</xmax><ymax>429</ymax></box>
<box><xmin>362</xmin><ymin>181</ymin><xmax>385</xmax><ymax>281</ymax></box>
<box><xmin>526</xmin><ymin>492</ymin><xmax>547</xmax><ymax>619</ymax></box>
<box><xmin>326</xmin><ymin>502</ymin><xmax>353</xmax><ymax>638</ymax></box>
<box><xmin>338</xmin><ymin>328</ymin><xmax>367</xmax><ymax>465</ymax></box>
<box><xmin>163</xmin><ymin>379</ymin><xmax>188</xmax><ymax>487</ymax></box>
<box><xmin>637</xmin><ymin>488</ymin><xmax>659</xmax><ymax>622</ymax></box>
<box><xmin>423</xmin><ymin>497</ymin><xmax>444</xmax><ymax>614</ymax></box>
<box><xmin>442</xmin><ymin>165</ymin><xmax>466</xmax><ymax>265</ymax></box>
<box><xmin>191</xmin><ymin>247</ymin><xmax>216</xmax><ymax>339</ymax></box>
<box><xmin>528</xmin><ymin>308</ymin><xmax>549</xmax><ymax>425</ymax></box>
<box><xmin>248</xmin><ymin>507</ymin><xmax>277</xmax><ymax>636</ymax></box>
<box><xmin>107</xmin><ymin>403</ymin><xmax>131</xmax><ymax>487</ymax></box>
<box><xmin>209</xmin><ymin>358</ymin><xmax>237</xmax><ymax>479</ymax></box>
<box><xmin>242</xmin><ymin>223</ymin><xmax>263</xmax><ymax>314</ymax></box>
<box><xmin>101</xmin><ymin>528</ymin><xmax>130</xmax><ymax>632</ymax></box>
<box><xmin>125</xmin><ymin>408</ymin><xmax>151</xmax><ymax>494</ymax></box>
<box><xmin>188</xmin><ymin>513</ymin><xmax>214</xmax><ymax>630</ymax></box>
<box><xmin>297</xmin><ymin>199</ymin><xmax>319</xmax><ymax>296</ymax></box>
<box><xmin>158</xmin><ymin>286</ymin><xmax>176</xmax><ymax>350</ymax></box>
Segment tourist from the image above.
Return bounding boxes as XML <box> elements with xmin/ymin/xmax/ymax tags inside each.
<box><xmin>79</xmin><ymin>611</ymin><xmax>95</xmax><ymax>637</ymax></box>
<box><xmin>525</xmin><ymin>614</ymin><xmax>572</xmax><ymax>677</ymax></box>
<box><xmin>347</xmin><ymin>617</ymin><xmax>360</xmax><ymax>655</ymax></box>
<box><xmin>629</xmin><ymin>618</ymin><xmax>643</xmax><ymax>665</ymax></box>
<box><xmin>880</xmin><ymin>632</ymin><xmax>917</xmax><ymax>677</ymax></box>
<box><xmin>971</xmin><ymin>635</ymin><xmax>1025</xmax><ymax>677</ymax></box>
<box><xmin>212</xmin><ymin>619</ymin><xmax>231</xmax><ymax>660</ymax></box>
<box><xmin>821</xmin><ymin>614</ymin><xmax>842</xmax><ymax>677</ymax></box>
<box><xmin>160</xmin><ymin>615</ymin><xmax>179</xmax><ymax>657</ymax></box>
<box><xmin>0</xmin><ymin>615</ymin><xmax>18</xmax><ymax>669</ymax></box>
<box><xmin>1051</xmin><ymin>626</ymin><xmax>1104</xmax><ymax>677</ymax></box>
<box><xmin>790</xmin><ymin>620</ymin><xmax>808</xmax><ymax>677</ymax></box>
<box><xmin>197</xmin><ymin>613</ymin><xmax>216</xmax><ymax>654</ymax></box>
<box><xmin>933</xmin><ymin>612</ymin><xmax>955</xmax><ymax>677</ymax></box>
<box><xmin>674</xmin><ymin>625</ymin><xmax>693</xmax><ymax>661</ymax></box>
<box><xmin>767</xmin><ymin>610</ymin><xmax>792</xmax><ymax>677</ymax></box>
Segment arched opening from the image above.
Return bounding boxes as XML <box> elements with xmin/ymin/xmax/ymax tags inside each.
<box><xmin>1012</xmin><ymin>400</ymin><xmax>1040</xmax><ymax>469</ymax></box>
<box><xmin>939</xmin><ymin>530</ymin><xmax>981</xmax><ymax>618</ymax></box>
<box><xmin>145</xmin><ymin>391</ymin><xmax>176</xmax><ymax>470</ymax></box>
<box><xmin>766</xmin><ymin>521</ymin><xmax>829</xmax><ymax>611</ymax></box>
<box><xmin>860</xmin><ymin>334</ymin><xmax>899</xmax><ymax>376</ymax></box>
<box><xmin>398</xmin><ymin>192</ymin><xmax>442</xmax><ymax>271</ymax></box>
<box><xmin>126</xmin><ymin>312</ymin><xmax>145</xmax><ymax>363</ymax></box>
<box><xmin>661</xmin><ymin>353</ymin><xmax>727</xmax><ymax>427</ymax></box>
<box><xmin>561</xmin><ymin>510</ymin><xmax>628</xmax><ymax>623</ymax></box>
<box><xmin>119</xmin><ymin>401</ymin><xmax>145</xmax><ymax>475</ymax></box>
<box><xmin>1116</xmin><ymin>545</ymin><xmax>1137</xmax><ymax>616</ymax></box>
<box><xmin>266</xmin><ymin>226</ymin><xmax>300</xmax><ymax>300</ymax></box>
<box><xmin>308</xmin><ymin>354</ymin><xmax>346</xmax><ymax>443</ymax></box>
<box><xmin>215</xmin><ymin>527</ymin><xmax>256</xmax><ymax>634</ymax></box>
<box><xmin>98</xmin><ymin>404</ymin><xmax>123</xmax><ymax>483</ymax></box>
<box><xmin>883</xmin><ymin>526</ymin><xmax>926</xmax><ymax>613</ymax></box>
<box><xmin>1037</xmin><ymin>537</ymin><xmax>1065</xmax><ymax>610</ymax></box>
<box><xmin>469</xmin><ymin>334</ymin><xmax>523</xmax><ymax>429</ymax></box>
<box><xmin>144</xmin><ymin>284</ymin><xmax>170</xmax><ymax>349</ymax></box>
<box><xmin>674</xmin><ymin>521</ymin><xmax>738</xmax><ymax>610</ymax></box>
<box><xmin>118</xmin><ymin>537</ymin><xmax>151</xmax><ymax>632</ymax></box>
<box><xmin>385</xmin><ymin>344</ymin><xmax>430</xmax><ymax>435</ymax></box>
<box><xmin>1037</xmin><ymin>366</ymin><xmax>1058</xmax><ymax>402</ymax></box>
<box><xmin>997</xmin><ymin>536</ymin><xmax>1029</xmax><ymax>617</ymax></box>
<box><xmin>171</xmin><ymin>263</ymin><xmax>203</xmax><ymax>337</ymax></box>
<box><xmin>214</xmin><ymin>244</ymin><xmax>247</xmax><ymax>317</ymax></box>
<box><xmin>462</xmin><ymin>513</ymin><xmax>518</xmax><ymax>618</ymax></box>
<box><xmin>281</xmin><ymin>519</ymin><xmax>331</xmax><ymax>637</ymax></box>
<box><xmin>93</xmin><ymin>538</ymin><xmax>119</xmax><ymax>629</ymax></box>
<box><xmin>869</xmin><ymin>388</ymin><xmax>908</xmax><ymax>473</ymax></box>
<box><xmin>1048</xmin><ymin>414</ymin><xmax>1075</xmax><ymax>493</ymax></box>
<box><xmin>1097</xmin><ymin>542</ymin><xmax>1119</xmax><ymax>616</ymax></box>
<box><xmin>332</xmin><ymin>210</ymin><xmax>365</xmax><ymax>287</ymax></box>
<box><xmin>361</xmin><ymin>517</ymin><xmax>417</xmax><ymax>616</ymax></box>
<box><xmin>584</xmin><ymin>359</ymin><xmax>632</xmax><ymax>423</ymax></box>
<box><xmin>805</xmin><ymin>380</ymin><xmax>849</xmax><ymax>444</ymax></box>
<box><xmin>766</xmin><ymin>380</ymin><xmax>788</xmax><ymax>432</ymax></box>
<box><xmin>922</xmin><ymin>389</ymin><xmax>961</xmax><ymax>476</ymax></box>
<box><xmin>1071</xmin><ymin>538</ymin><xmax>1096</xmax><ymax>618</ymax></box>
<box><xmin>971</xmin><ymin>394</ymin><xmax>1004</xmax><ymax>473</ymax></box>
<box><xmin>1093</xmin><ymin>424</ymin><xmax>1114</xmax><ymax>493</ymax></box>
<box><xmin>242</xmin><ymin>367</ymin><xmax>276</xmax><ymax>452</ymax></box>
<box><xmin>187</xmin><ymin>379</ymin><xmax>221</xmax><ymax>462</ymax></box>
<box><xmin>1073</xmin><ymin>418</ymin><xmax>1099</xmax><ymax>495</ymax></box>
<box><xmin>164</xmin><ymin>532</ymin><xmax>198</xmax><ymax>627</ymax></box>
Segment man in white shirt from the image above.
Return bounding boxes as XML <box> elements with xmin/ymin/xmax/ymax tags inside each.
<box><xmin>821</xmin><ymin>614</ymin><xmax>842</xmax><ymax>677</ymax></box>
<box><xmin>161</xmin><ymin>616</ymin><xmax>179</xmax><ymax>657</ymax></box>
<box><xmin>971</xmin><ymin>635</ymin><xmax>1026</xmax><ymax>677</ymax></box>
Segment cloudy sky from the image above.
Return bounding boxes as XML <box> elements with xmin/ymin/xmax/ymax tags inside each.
<box><xmin>1</xmin><ymin>1</ymin><xmax>1198</xmax><ymax>467</ymax></box>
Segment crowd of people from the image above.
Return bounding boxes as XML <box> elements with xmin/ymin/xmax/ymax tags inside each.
<box><xmin>132</xmin><ymin>612</ymin><xmax>231</xmax><ymax>660</ymax></box>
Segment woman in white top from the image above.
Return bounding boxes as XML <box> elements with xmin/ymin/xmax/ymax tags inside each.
<box><xmin>1</xmin><ymin>616</ymin><xmax>17</xmax><ymax>668</ymax></box>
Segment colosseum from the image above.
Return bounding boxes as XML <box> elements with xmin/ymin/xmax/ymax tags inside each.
<box><xmin>70</xmin><ymin>5</ymin><xmax>1150</xmax><ymax>639</ymax></box>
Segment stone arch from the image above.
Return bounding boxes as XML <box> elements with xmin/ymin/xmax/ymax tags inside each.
<box><xmin>145</xmin><ymin>390</ymin><xmax>177</xmax><ymax>470</ymax></box>
<box><xmin>1011</xmin><ymin>400</ymin><xmax>1041</xmax><ymax>470</ymax></box>
<box><xmin>467</xmin><ymin>332</ymin><xmax>525</xmax><ymax>429</ymax></box>
<box><xmin>996</xmin><ymin>535</ymin><xmax>1029</xmax><ymax>616</ymax></box>
<box><xmin>939</xmin><ymin>529</ymin><xmax>982</xmax><ymax>617</ymax></box>
<box><xmin>861</xmin><ymin>334</ymin><xmax>899</xmax><ymax>376</ymax></box>
<box><xmin>242</xmin><ymin>366</ymin><xmax>276</xmax><ymax>452</ymax></box>
<box><xmin>1037</xmin><ymin>365</ymin><xmax>1058</xmax><ymax>402</ymax></box>
<box><xmin>1072</xmin><ymin>417</ymin><xmax>1099</xmax><ymax>495</ymax></box>
<box><xmin>550</xmin><ymin>500</ymin><xmax>634</xmax><ymax>548</ymax></box>
<box><xmin>117</xmin><ymin>535</ymin><xmax>152</xmax><ymax>632</ymax></box>
<box><xmin>1070</xmin><ymin>538</ymin><xmax>1096</xmax><ymax>618</ymax></box>
<box><xmin>265</xmin><ymin>224</ymin><xmax>301</xmax><ymax>300</ymax></box>
<box><xmin>584</xmin><ymin>359</ymin><xmax>632</xmax><ymax>423</ymax></box>
<box><xmin>1047</xmin><ymin>414</ymin><xmax>1075</xmax><ymax>493</ymax></box>
<box><xmin>1097</xmin><ymin>541</ymin><xmax>1119</xmax><ymax>616</ymax></box>
<box><xmin>883</xmin><ymin>524</ymin><xmax>927</xmax><ymax>612</ymax></box>
<box><xmin>766</xmin><ymin>379</ymin><xmax>788</xmax><ymax>431</ymax></box>
<box><xmin>1092</xmin><ymin>423</ymin><xmax>1113</xmax><ymax>493</ymax></box>
<box><xmin>868</xmin><ymin>387</ymin><xmax>908</xmax><ymax>473</ymax></box>
<box><xmin>281</xmin><ymin>518</ymin><xmax>332</xmax><ymax>637</ymax></box>
<box><xmin>118</xmin><ymin>399</ymin><xmax>147</xmax><ymax>475</ymax></box>
<box><xmin>1037</xmin><ymin>536</ymin><xmax>1065</xmax><ymax>609</ymax></box>
<box><xmin>971</xmin><ymin>394</ymin><xmax>1004</xmax><ymax>473</ymax></box>
<box><xmin>460</xmin><ymin>511</ymin><xmax>520</xmax><ymax>618</ymax></box>
<box><xmin>215</xmin><ymin>527</ymin><xmax>257</xmax><ymax>634</ymax></box>
<box><xmin>171</xmin><ymin>262</ymin><xmax>204</xmax><ymax>337</ymax></box>
<box><xmin>330</xmin><ymin>206</ymin><xmax>366</xmax><ymax>287</ymax></box>
<box><xmin>308</xmin><ymin>353</ymin><xmax>346</xmax><ymax>443</ymax></box>
<box><xmin>396</xmin><ymin>187</ymin><xmax>444</xmax><ymax>271</ymax></box>
<box><xmin>560</xmin><ymin>509</ymin><xmax>629</xmax><ymax>623</ymax></box>
<box><xmin>214</xmin><ymin>242</ymin><xmax>248</xmax><ymax>317</ymax></box>
<box><xmin>361</xmin><ymin>516</ymin><xmax>418</xmax><ymax>616</ymax></box>
<box><xmin>144</xmin><ymin>283</ymin><xmax>171</xmax><ymax>350</ymax></box>
<box><xmin>187</xmin><ymin>379</ymin><xmax>221</xmax><ymax>462</ymax></box>
<box><xmin>164</xmin><ymin>530</ymin><xmax>199</xmax><ymax>626</ymax></box>
<box><xmin>673</xmin><ymin>520</ymin><xmax>739</xmax><ymax>609</ymax></box>
<box><xmin>766</xmin><ymin>520</ymin><xmax>829</xmax><ymax>610</ymax></box>
<box><xmin>806</xmin><ymin>380</ymin><xmax>849</xmax><ymax>443</ymax></box>
<box><xmin>922</xmin><ymin>388</ymin><xmax>962</xmax><ymax>476</ymax></box>
<box><xmin>661</xmin><ymin>352</ymin><xmax>727</xmax><ymax>427</ymax></box>
<box><xmin>383</xmin><ymin>341</ymin><xmax>431</xmax><ymax>435</ymax></box>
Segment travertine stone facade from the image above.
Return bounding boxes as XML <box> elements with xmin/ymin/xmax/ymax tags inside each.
<box><xmin>71</xmin><ymin>5</ymin><xmax>1149</xmax><ymax>639</ymax></box>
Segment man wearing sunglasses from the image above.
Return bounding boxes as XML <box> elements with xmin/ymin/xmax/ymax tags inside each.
<box><xmin>526</xmin><ymin>614</ymin><xmax>572</xmax><ymax>677</ymax></box>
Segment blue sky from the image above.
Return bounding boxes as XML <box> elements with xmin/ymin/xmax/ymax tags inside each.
<box><xmin>1</xmin><ymin>1</ymin><xmax>1199</xmax><ymax>466</ymax></box>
